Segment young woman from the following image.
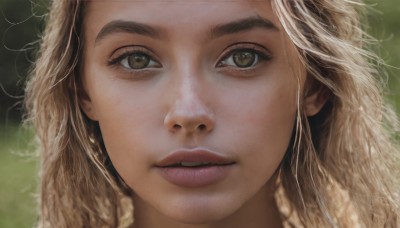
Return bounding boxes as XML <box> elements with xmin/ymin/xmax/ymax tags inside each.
<box><xmin>25</xmin><ymin>0</ymin><xmax>399</xmax><ymax>227</ymax></box>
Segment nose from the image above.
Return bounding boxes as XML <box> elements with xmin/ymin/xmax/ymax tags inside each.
<box><xmin>164</xmin><ymin>78</ymin><xmax>215</xmax><ymax>135</ymax></box>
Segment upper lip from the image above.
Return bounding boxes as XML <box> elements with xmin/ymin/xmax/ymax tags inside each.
<box><xmin>155</xmin><ymin>148</ymin><xmax>235</xmax><ymax>167</ymax></box>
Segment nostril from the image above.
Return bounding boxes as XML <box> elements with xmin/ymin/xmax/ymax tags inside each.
<box><xmin>173</xmin><ymin>124</ymin><xmax>182</xmax><ymax>130</ymax></box>
<box><xmin>197</xmin><ymin>124</ymin><xmax>206</xmax><ymax>131</ymax></box>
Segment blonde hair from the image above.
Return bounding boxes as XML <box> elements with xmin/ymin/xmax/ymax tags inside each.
<box><xmin>25</xmin><ymin>0</ymin><xmax>399</xmax><ymax>227</ymax></box>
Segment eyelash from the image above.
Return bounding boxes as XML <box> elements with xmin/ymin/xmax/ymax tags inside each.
<box><xmin>108</xmin><ymin>47</ymin><xmax>160</xmax><ymax>69</ymax></box>
<box><xmin>107</xmin><ymin>44</ymin><xmax>272</xmax><ymax>74</ymax></box>
<box><xmin>216</xmin><ymin>44</ymin><xmax>272</xmax><ymax>69</ymax></box>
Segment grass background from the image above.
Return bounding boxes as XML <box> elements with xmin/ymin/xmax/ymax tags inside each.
<box><xmin>0</xmin><ymin>1</ymin><xmax>399</xmax><ymax>227</ymax></box>
<box><xmin>0</xmin><ymin>124</ymin><xmax>37</xmax><ymax>227</ymax></box>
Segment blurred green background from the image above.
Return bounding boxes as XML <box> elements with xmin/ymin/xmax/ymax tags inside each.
<box><xmin>0</xmin><ymin>1</ymin><xmax>399</xmax><ymax>227</ymax></box>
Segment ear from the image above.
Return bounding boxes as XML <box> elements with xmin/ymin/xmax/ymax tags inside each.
<box><xmin>79</xmin><ymin>88</ymin><xmax>99</xmax><ymax>121</ymax></box>
<box><xmin>303</xmin><ymin>81</ymin><xmax>330</xmax><ymax>117</ymax></box>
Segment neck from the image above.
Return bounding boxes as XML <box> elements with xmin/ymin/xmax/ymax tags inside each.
<box><xmin>132</xmin><ymin>184</ymin><xmax>283</xmax><ymax>228</ymax></box>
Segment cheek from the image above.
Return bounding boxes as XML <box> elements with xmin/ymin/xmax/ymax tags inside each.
<box><xmin>218</xmin><ymin>71</ymin><xmax>297</xmax><ymax>143</ymax></box>
<box><xmin>244</xmin><ymin>97</ymin><xmax>296</xmax><ymax>177</ymax></box>
<box><xmin>216</xmin><ymin>75</ymin><xmax>298</xmax><ymax>183</ymax></box>
<box><xmin>87</xmin><ymin>81</ymin><xmax>162</xmax><ymax>183</ymax></box>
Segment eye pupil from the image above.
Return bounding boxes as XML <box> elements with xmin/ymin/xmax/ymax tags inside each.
<box><xmin>233</xmin><ymin>51</ymin><xmax>256</xmax><ymax>68</ymax></box>
<box><xmin>128</xmin><ymin>53</ymin><xmax>150</xmax><ymax>69</ymax></box>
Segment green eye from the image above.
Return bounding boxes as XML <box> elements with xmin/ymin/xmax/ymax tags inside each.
<box><xmin>126</xmin><ymin>53</ymin><xmax>151</xmax><ymax>69</ymax></box>
<box><xmin>118</xmin><ymin>52</ymin><xmax>160</xmax><ymax>70</ymax></box>
<box><xmin>232</xmin><ymin>51</ymin><xmax>257</xmax><ymax>68</ymax></box>
<box><xmin>219</xmin><ymin>49</ymin><xmax>265</xmax><ymax>69</ymax></box>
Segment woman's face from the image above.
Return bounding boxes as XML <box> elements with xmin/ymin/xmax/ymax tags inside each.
<box><xmin>81</xmin><ymin>0</ymin><xmax>310</xmax><ymax>226</ymax></box>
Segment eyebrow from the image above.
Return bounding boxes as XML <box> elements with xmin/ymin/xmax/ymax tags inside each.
<box><xmin>95</xmin><ymin>20</ymin><xmax>162</xmax><ymax>43</ymax></box>
<box><xmin>210</xmin><ymin>16</ymin><xmax>279</xmax><ymax>38</ymax></box>
<box><xmin>95</xmin><ymin>15</ymin><xmax>279</xmax><ymax>44</ymax></box>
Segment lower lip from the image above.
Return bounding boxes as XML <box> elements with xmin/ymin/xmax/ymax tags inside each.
<box><xmin>157</xmin><ymin>165</ymin><xmax>233</xmax><ymax>188</ymax></box>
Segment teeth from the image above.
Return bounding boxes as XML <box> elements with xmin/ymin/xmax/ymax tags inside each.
<box><xmin>180</xmin><ymin>162</ymin><xmax>210</xmax><ymax>167</ymax></box>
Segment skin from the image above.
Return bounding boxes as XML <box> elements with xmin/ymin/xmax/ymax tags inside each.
<box><xmin>81</xmin><ymin>1</ymin><xmax>322</xmax><ymax>227</ymax></box>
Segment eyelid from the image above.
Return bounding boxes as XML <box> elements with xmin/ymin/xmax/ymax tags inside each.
<box><xmin>216</xmin><ymin>43</ymin><xmax>272</xmax><ymax>67</ymax></box>
<box><xmin>107</xmin><ymin>45</ymin><xmax>161</xmax><ymax>67</ymax></box>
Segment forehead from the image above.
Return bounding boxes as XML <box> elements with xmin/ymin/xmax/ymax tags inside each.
<box><xmin>83</xmin><ymin>0</ymin><xmax>281</xmax><ymax>38</ymax></box>
<box><xmin>84</xmin><ymin>0</ymin><xmax>276</xmax><ymax>17</ymax></box>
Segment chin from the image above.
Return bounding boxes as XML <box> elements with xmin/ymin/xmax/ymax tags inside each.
<box><xmin>160</xmin><ymin>198</ymin><xmax>239</xmax><ymax>225</ymax></box>
<box><xmin>165</xmin><ymin>209</ymin><xmax>228</xmax><ymax>225</ymax></box>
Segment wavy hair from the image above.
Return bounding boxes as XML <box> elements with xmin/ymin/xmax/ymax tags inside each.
<box><xmin>25</xmin><ymin>0</ymin><xmax>399</xmax><ymax>227</ymax></box>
